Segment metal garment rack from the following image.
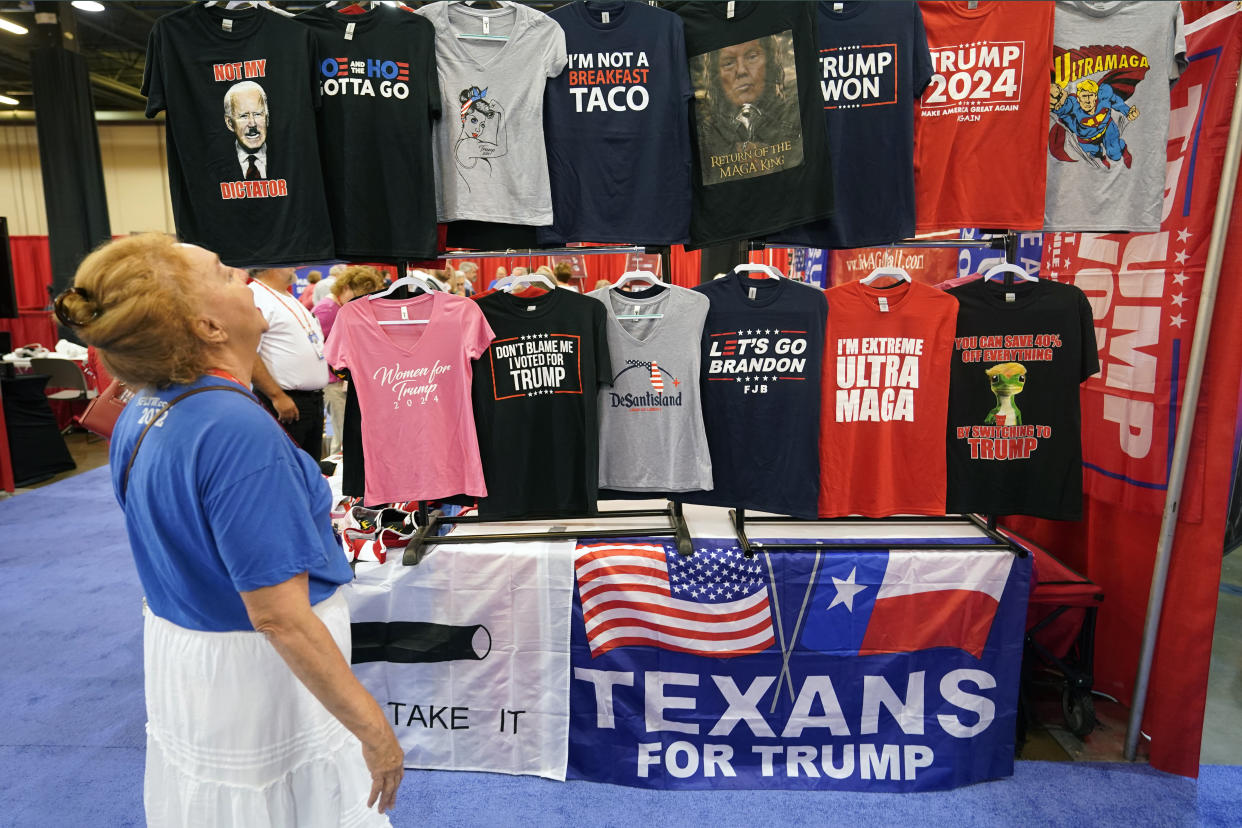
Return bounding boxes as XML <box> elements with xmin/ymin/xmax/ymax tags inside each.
<box><xmin>728</xmin><ymin>233</ymin><xmax>1026</xmax><ymax>557</ymax></box>
<box><xmin>402</xmin><ymin>500</ymin><xmax>693</xmax><ymax>565</ymax></box>
<box><xmin>728</xmin><ymin>509</ymin><xmax>1025</xmax><ymax>557</ymax></box>
<box><xmin>395</xmin><ymin>243</ymin><xmax>689</xmax><ymax>565</ymax></box>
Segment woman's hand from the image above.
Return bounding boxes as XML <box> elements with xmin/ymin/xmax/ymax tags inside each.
<box><xmin>361</xmin><ymin>727</ymin><xmax>405</xmax><ymax>814</ymax></box>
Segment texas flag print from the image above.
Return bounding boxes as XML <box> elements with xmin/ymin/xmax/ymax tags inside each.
<box><xmin>799</xmin><ymin>550</ymin><xmax>1014</xmax><ymax>659</ymax></box>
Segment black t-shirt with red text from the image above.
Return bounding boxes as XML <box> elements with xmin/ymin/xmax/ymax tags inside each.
<box><xmin>946</xmin><ymin>278</ymin><xmax>1100</xmax><ymax>520</ymax></box>
<box><xmin>143</xmin><ymin>4</ymin><xmax>334</xmax><ymax>266</ymax></box>
<box><xmin>472</xmin><ymin>289</ymin><xmax>612</xmax><ymax>519</ymax></box>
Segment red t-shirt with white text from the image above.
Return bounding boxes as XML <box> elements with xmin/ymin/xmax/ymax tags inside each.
<box><xmin>819</xmin><ymin>279</ymin><xmax>958</xmax><ymax>517</ymax></box>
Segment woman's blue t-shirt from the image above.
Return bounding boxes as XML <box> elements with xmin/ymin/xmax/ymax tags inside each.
<box><xmin>109</xmin><ymin>375</ymin><xmax>352</xmax><ymax>632</ymax></box>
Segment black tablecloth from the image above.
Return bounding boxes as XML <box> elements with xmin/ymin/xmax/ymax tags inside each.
<box><xmin>1</xmin><ymin>374</ymin><xmax>76</xmax><ymax>486</ymax></box>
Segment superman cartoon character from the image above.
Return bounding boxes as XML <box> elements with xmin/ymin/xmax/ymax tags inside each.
<box><xmin>1049</xmin><ymin>77</ymin><xmax>1140</xmax><ymax>169</ymax></box>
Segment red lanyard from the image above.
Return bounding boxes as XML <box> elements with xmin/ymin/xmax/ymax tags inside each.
<box><xmin>253</xmin><ymin>279</ymin><xmax>317</xmax><ymax>338</ymax></box>
<box><xmin>206</xmin><ymin>368</ymin><xmax>246</xmax><ymax>387</ymax></box>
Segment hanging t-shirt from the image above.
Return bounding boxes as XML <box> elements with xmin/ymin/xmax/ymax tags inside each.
<box><xmin>142</xmin><ymin>4</ymin><xmax>335</xmax><ymax>266</ymax></box>
<box><xmin>415</xmin><ymin>1</ymin><xmax>567</xmax><ymax>225</ymax></box>
<box><xmin>914</xmin><ymin>1</ymin><xmax>1054</xmax><ymax>232</ymax></box>
<box><xmin>1044</xmin><ymin>1</ymin><xmax>1186</xmax><ymax>232</ymax></box>
<box><xmin>674</xmin><ymin>1</ymin><xmax>835</xmax><ymax>249</ymax></box>
<box><xmin>819</xmin><ymin>279</ymin><xmax>958</xmax><ymax>518</ymax></box>
<box><xmin>588</xmin><ymin>284</ymin><xmax>712</xmax><ymax>493</ymax></box>
<box><xmin>472</xmin><ymin>288</ymin><xmax>612</xmax><ymax>519</ymax></box>
<box><xmin>768</xmin><ymin>1</ymin><xmax>934</xmax><ymax>249</ymax></box>
<box><xmin>678</xmin><ymin>271</ymin><xmax>827</xmax><ymax>518</ymax></box>
<box><xmin>946</xmin><ymin>278</ymin><xmax>1100</xmax><ymax>519</ymax></box>
<box><xmin>324</xmin><ymin>291</ymin><xmax>494</xmax><ymax>505</ymax></box>
<box><xmin>297</xmin><ymin>4</ymin><xmax>442</xmax><ymax>260</ymax></box>
<box><xmin>540</xmin><ymin>1</ymin><xmax>692</xmax><ymax>245</ymax></box>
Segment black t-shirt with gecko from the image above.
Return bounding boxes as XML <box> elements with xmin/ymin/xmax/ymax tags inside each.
<box><xmin>946</xmin><ymin>278</ymin><xmax>1100</xmax><ymax>520</ymax></box>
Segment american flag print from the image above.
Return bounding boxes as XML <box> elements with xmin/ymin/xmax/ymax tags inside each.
<box><xmin>650</xmin><ymin>361</ymin><xmax>664</xmax><ymax>392</ymax></box>
<box><xmin>575</xmin><ymin>542</ymin><xmax>775</xmax><ymax>658</ymax></box>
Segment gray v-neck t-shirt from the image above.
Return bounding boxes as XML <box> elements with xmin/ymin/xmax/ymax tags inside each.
<box><xmin>589</xmin><ymin>284</ymin><xmax>713</xmax><ymax>493</ymax></box>
<box><xmin>416</xmin><ymin>1</ymin><xmax>567</xmax><ymax>224</ymax></box>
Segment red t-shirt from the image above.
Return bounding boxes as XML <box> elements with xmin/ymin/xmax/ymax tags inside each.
<box><xmin>819</xmin><ymin>279</ymin><xmax>958</xmax><ymax>517</ymax></box>
<box><xmin>914</xmin><ymin>1</ymin><xmax>1054</xmax><ymax>232</ymax></box>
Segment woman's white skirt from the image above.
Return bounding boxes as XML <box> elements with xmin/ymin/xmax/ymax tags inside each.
<box><xmin>143</xmin><ymin>590</ymin><xmax>391</xmax><ymax>828</ymax></box>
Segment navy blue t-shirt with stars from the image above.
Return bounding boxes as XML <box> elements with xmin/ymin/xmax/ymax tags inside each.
<box><xmin>677</xmin><ymin>270</ymin><xmax>827</xmax><ymax>518</ymax></box>
<box><xmin>472</xmin><ymin>289</ymin><xmax>612</xmax><ymax>519</ymax></box>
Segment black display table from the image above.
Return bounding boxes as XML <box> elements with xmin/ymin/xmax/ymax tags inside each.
<box><xmin>0</xmin><ymin>374</ymin><xmax>76</xmax><ymax>486</ymax></box>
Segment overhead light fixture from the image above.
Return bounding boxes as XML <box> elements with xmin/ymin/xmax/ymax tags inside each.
<box><xmin>71</xmin><ymin>1</ymin><xmax>106</xmax><ymax>12</ymax></box>
<box><xmin>0</xmin><ymin>94</ymin><xmax>18</xmax><ymax>106</ymax></box>
<box><xmin>0</xmin><ymin>16</ymin><xmax>29</xmax><ymax>35</ymax></box>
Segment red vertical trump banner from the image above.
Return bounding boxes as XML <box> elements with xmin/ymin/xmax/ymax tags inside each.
<box><xmin>1022</xmin><ymin>5</ymin><xmax>1242</xmax><ymax>776</ymax></box>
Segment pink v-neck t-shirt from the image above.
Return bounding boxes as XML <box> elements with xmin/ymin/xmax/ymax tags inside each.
<box><xmin>325</xmin><ymin>292</ymin><xmax>495</xmax><ymax>504</ymax></box>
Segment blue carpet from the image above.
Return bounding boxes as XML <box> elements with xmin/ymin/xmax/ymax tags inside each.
<box><xmin>1</xmin><ymin>467</ymin><xmax>1238</xmax><ymax>827</ymax></box>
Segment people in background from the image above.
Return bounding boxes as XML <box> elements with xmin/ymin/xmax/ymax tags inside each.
<box><xmin>315</xmin><ymin>265</ymin><xmax>385</xmax><ymax>456</ymax></box>
<box><xmin>487</xmin><ymin>265</ymin><xmax>508</xmax><ymax>291</ymax></box>
<box><xmin>553</xmin><ymin>261</ymin><xmax>579</xmax><ymax>292</ymax></box>
<box><xmin>299</xmin><ymin>269</ymin><xmax>323</xmax><ymax>309</ymax></box>
<box><xmin>594</xmin><ymin>278</ymin><xmax>612</xmax><ymax>291</ymax></box>
<box><xmin>249</xmin><ymin>266</ymin><xmax>331</xmax><ymax>460</ymax></box>
<box><xmin>314</xmin><ymin>263</ymin><xmax>345</xmax><ymax>305</ymax></box>
<box><xmin>457</xmin><ymin>261</ymin><xmax>480</xmax><ymax>294</ymax></box>
<box><xmin>448</xmin><ymin>270</ymin><xmax>472</xmax><ymax>296</ymax></box>
<box><xmin>53</xmin><ymin>233</ymin><xmax>402</xmax><ymax>825</ymax></box>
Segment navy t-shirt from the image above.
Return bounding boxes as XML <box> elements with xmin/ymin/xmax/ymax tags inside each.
<box><xmin>110</xmin><ymin>376</ymin><xmax>352</xmax><ymax>632</ymax></box>
<box><xmin>768</xmin><ymin>1</ymin><xmax>933</xmax><ymax>249</ymax></box>
<box><xmin>677</xmin><ymin>271</ymin><xmax>827</xmax><ymax>518</ymax></box>
<box><xmin>541</xmin><ymin>1</ymin><xmax>692</xmax><ymax>245</ymax></box>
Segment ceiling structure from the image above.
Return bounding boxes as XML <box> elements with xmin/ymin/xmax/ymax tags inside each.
<box><xmin>0</xmin><ymin>2</ymin><xmax>561</xmax><ymax>117</ymax></box>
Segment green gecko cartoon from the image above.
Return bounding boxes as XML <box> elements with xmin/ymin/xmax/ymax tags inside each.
<box><xmin>984</xmin><ymin>362</ymin><xmax>1026</xmax><ymax>426</ymax></box>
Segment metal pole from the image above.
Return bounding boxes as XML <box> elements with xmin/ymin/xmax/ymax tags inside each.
<box><xmin>1124</xmin><ymin>50</ymin><xmax>1242</xmax><ymax>760</ymax></box>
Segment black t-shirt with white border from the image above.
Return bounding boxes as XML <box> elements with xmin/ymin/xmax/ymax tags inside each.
<box><xmin>472</xmin><ymin>289</ymin><xmax>612</xmax><ymax>519</ymax></box>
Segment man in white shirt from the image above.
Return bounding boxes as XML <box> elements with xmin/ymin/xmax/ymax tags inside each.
<box><xmin>249</xmin><ymin>267</ymin><xmax>331</xmax><ymax>459</ymax></box>
<box><xmin>224</xmin><ymin>81</ymin><xmax>270</xmax><ymax>180</ymax></box>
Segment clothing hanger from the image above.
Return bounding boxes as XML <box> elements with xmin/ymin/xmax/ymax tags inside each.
<box><xmin>982</xmin><ymin>263</ymin><xmax>1038</xmax><ymax>284</ymax></box>
<box><xmin>861</xmin><ymin>266</ymin><xmax>912</xmax><ymax>285</ymax></box>
<box><xmin>611</xmin><ymin>270</ymin><xmax>665</xmax><ymax>320</ymax></box>
<box><xmin>612</xmin><ymin>269</ymin><xmax>663</xmax><ymax>291</ymax></box>
<box><xmin>370</xmin><ymin>270</ymin><xmax>435</xmax><ymax>325</ymax></box>
<box><xmin>453</xmin><ymin>0</ymin><xmax>510</xmax><ymax>40</ymax></box>
<box><xmin>204</xmin><ymin>1</ymin><xmax>295</xmax><ymax>17</ymax></box>
<box><xmin>496</xmin><ymin>272</ymin><xmax>556</xmax><ymax>292</ymax></box>
<box><xmin>733</xmin><ymin>263</ymin><xmax>783</xmax><ymax>279</ymax></box>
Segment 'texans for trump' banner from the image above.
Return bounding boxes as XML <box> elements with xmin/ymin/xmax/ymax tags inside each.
<box><xmin>567</xmin><ymin>540</ymin><xmax>1030</xmax><ymax>791</ymax></box>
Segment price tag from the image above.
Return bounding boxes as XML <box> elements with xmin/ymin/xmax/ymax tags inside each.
<box><xmin>878</xmin><ymin>297</ymin><xmax>889</xmax><ymax>313</ymax></box>
<box><xmin>727</xmin><ymin>2</ymin><xmax>736</xmax><ymax>19</ymax></box>
<box><xmin>483</xmin><ymin>16</ymin><xmax>490</xmax><ymax>35</ymax></box>
<box><xmin>222</xmin><ymin>18</ymin><xmax>233</xmax><ymax>32</ymax></box>
<box><xmin>345</xmin><ymin>21</ymin><xmax>356</xmax><ymax>40</ymax></box>
<box><xmin>1005</xmin><ymin>292</ymin><xmax>1016</xmax><ymax>303</ymax></box>
<box><xmin>602</xmin><ymin>11</ymin><xmax>610</xmax><ymax>23</ymax></box>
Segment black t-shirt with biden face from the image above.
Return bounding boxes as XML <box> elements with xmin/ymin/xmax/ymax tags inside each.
<box><xmin>143</xmin><ymin>4</ymin><xmax>334</xmax><ymax>266</ymax></box>
<box><xmin>297</xmin><ymin>4</ymin><xmax>441</xmax><ymax>261</ymax></box>
<box><xmin>946</xmin><ymin>278</ymin><xmax>1100</xmax><ymax>520</ymax></box>
<box><xmin>540</xmin><ymin>0</ymin><xmax>693</xmax><ymax>245</ymax></box>
<box><xmin>768</xmin><ymin>1</ymin><xmax>933</xmax><ymax>249</ymax></box>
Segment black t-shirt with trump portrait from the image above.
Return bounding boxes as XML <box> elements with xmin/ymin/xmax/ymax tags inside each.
<box><xmin>297</xmin><ymin>4</ymin><xmax>441</xmax><ymax>261</ymax></box>
<box><xmin>143</xmin><ymin>4</ymin><xmax>334</xmax><ymax>266</ymax></box>
<box><xmin>673</xmin><ymin>1</ymin><xmax>834</xmax><ymax>249</ymax></box>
